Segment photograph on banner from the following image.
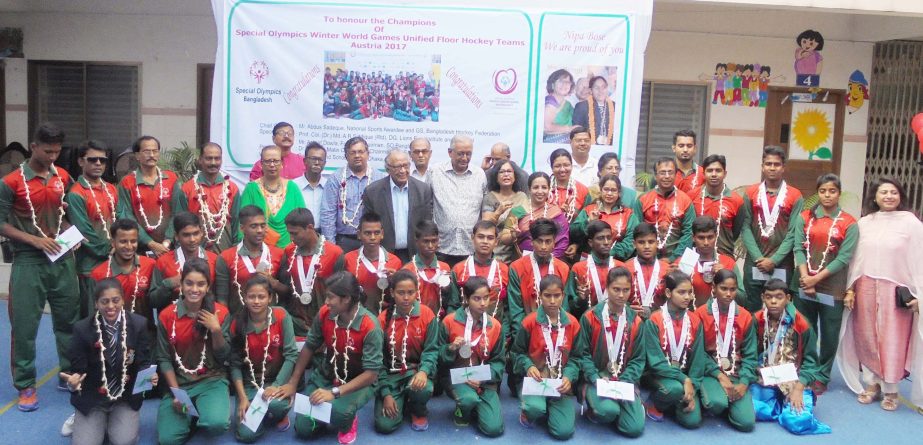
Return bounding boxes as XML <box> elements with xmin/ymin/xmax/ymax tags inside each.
<box><xmin>542</xmin><ymin>64</ymin><xmax>619</xmax><ymax>145</ymax></box>
<box><xmin>533</xmin><ymin>13</ymin><xmax>632</xmax><ymax>171</ymax></box>
<box><xmin>220</xmin><ymin>2</ymin><xmax>532</xmax><ymax>173</ymax></box>
<box><xmin>322</xmin><ymin>51</ymin><xmax>442</xmax><ymax>122</ymax></box>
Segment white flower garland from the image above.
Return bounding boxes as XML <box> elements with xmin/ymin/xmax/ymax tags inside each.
<box><xmin>170</xmin><ymin>305</ymin><xmax>210</xmax><ymax>375</ymax></box>
<box><xmin>661</xmin><ymin>309</ymin><xmax>692</xmax><ymax>371</ymax></box>
<box><xmin>549</xmin><ymin>177</ymin><xmax>578</xmax><ymax>221</ymax></box>
<box><xmin>542</xmin><ymin>311</ymin><xmax>565</xmax><ymax>379</ymax></box>
<box><xmin>339</xmin><ymin>168</ymin><xmax>366</xmax><ymax>229</ymax></box>
<box><xmin>193</xmin><ymin>171</ymin><xmax>232</xmax><ymax>245</ymax></box>
<box><xmin>19</xmin><ymin>162</ymin><xmax>66</xmax><ymax>238</ymax></box>
<box><xmin>243</xmin><ymin>309</ymin><xmax>273</xmax><ymax>388</ymax></box>
<box><xmin>94</xmin><ymin>310</ymin><xmax>130</xmax><ymax>401</ymax></box>
<box><xmin>756</xmin><ymin>181</ymin><xmax>788</xmax><ymax>239</ymax></box>
<box><xmin>80</xmin><ymin>176</ymin><xmax>116</xmax><ymax>240</ymax></box>
<box><xmin>133</xmin><ymin>168</ymin><xmax>166</xmax><ymax>232</ymax></box>
<box><xmin>105</xmin><ymin>256</ymin><xmax>141</xmax><ymax>314</ymax></box>
<box><xmin>804</xmin><ymin>210</ymin><xmax>843</xmax><ymax>275</ymax></box>
<box><xmin>528</xmin><ymin>202</ymin><xmax>549</xmax><ymax>223</ymax></box>
<box><xmin>461</xmin><ymin>256</ymin><xmax>504</xmax><ymax>318</ymax></box>
<box><xmin>387</xmin><ymin>307</ymin><xmax>411</xmax><ymax>373</ymax></box>
<box><xmin>711</xmin><ymin>302</ymin><xmax>737</xmax><ymax>376</ymax></box>
<box><xmin>652</xmin><ymin>195</ymin><xmax>679</xmax><ymax>249</ymax></box>
<box><xmin>286</xmin><ymin>236</ymin><xmax>325</xmax><ymax>298</ymax></box>
<box><xmin>329</xmin><ymin>306</ymin><xmax>360</xmax><ymax>385</ymax></box>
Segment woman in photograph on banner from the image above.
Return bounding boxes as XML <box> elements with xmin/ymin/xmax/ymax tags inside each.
<box><xmin>573</xmin><ymin>76</ymin><xmax>617</xmax><ymax>146</ymax></box>
<box><xmin>542</xmin><ymin>69</ymin><xmax>577</xmax><ymax>143</ymax></box>
<box><xmin>838</xmin><ymin>177</ymin><xmax>923</xmax><ymax>413</ymax></box>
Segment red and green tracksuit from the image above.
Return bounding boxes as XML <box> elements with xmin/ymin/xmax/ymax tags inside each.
<box><xmin>342</xmin><ymin>248</ymin><xmax>402</xmax><ymax>314</ymax></box>
<box><xmin>229</xmin><ymin>306</ymin><xmax>298</xmax><ymax>443</ymax></box>
<box><xmin>149</xmin><ymin>248</ymin><xmax>219</xmax><ymax>312</ymax></box>
<box><xmin>281</xmin><ymin>240</ymin><xmax>344</xmax><ymax>337</ymax></box>
<box><xmin>294</xmin><ymin>305</ymin><xmax>383</xmax><ymax>438</ymax></box>
<box><xmin>632</xmin><ymin>188</ymin><xmax>696</xmax><ymax>261</ymax></box>
<box><xmin>507</xmin><ymin>256</ymin><xmax>570</xmax><ymax>339</ymax></box>
<box><xmin>674</xmin><ymin>252</ymin><xmax>738</xmax><ymax>308</ymax></box>
<box><xmin>449</xmin><ymin>255</ymin><xmax>509</xmax><ymax>328</ymax></box>
<box><xmin>577</xmin><ymin>303</ymin><xmax>647</xmax><ymax>437</ymax></box>
<box><xmin>624</xmin><ymin>257</ymin><xmax>671</xmax><ymax>311</ymax></box>
<box><xmin>214</xmin><ymin>243</ymin><xmax>285</xmax><ymax>315</ymax></box>
<box><xmin>438</xmin><ymin>307</ymin><xmax>506</xmax><ymax>437</ymax></box>
<box><xmin>739</xmin><ymin>183</ymin><xmax>804</xmax><ymax>312</ymax></box>
<box><xmin>175</xmin><ymin>173</ymin><xmax>241</xmax><ymax>254</ymax></box>
<box><xmin>790</xmin><ymin>206</ymin><xmax>857</xmax><ymax>385</ymax></box>
<box><xmin>690</xmin><ymin>184</ymin><xmax>746</xmax><ymax>257</ymax></box>
<box><xmin>0</xmin><ymin>164</ymin><xmax>79</xmax><ymax>389</ymax></box>
<box><xmin>675</xmin><ymin>164</ymin><xmax>704</xmax><ymax>195</ymax></box>
<box><xmin>401</xmin><ymin>255</ymin><xmax>458</xmax><ymax>318</ymax></box>
<box><xmin>90</xmin><ymin>255</ymin><xmax>157</xmax><ymax>330</ymax></box>
<box><xmin>565</xmin><ymin>253</ymin><xmax>626</xmax><ymax>319</ymax></box>
<box><xmin>374</xmin><ymin>301</ymin><xmax>440</xmax><ymax>433</ymax></box>
<box><xmin>116</xmin><ymin>169</ymin><xmax>182</xmax><ymax>246</ymax></box>
<box><xmin>512</xmin><ymin>307</ymin><xmax>585</xmax><ymax>440</ymax></box>
<box><xmin>66</xmin><ymin>175</ymin><xmax>118</xmax><ymax>317</ymax></box>
<box><xmin>571</xmin><ymin>204</ymin><xmax>639</xmax><ymax>261</ymax></box>
<box><xmin>155</xmin><ymin>301</ymin><xmax>232</xmax><ymax>445</ymax></box>
<box><xmin>693</xmin><ymin>299</ymin><xmax>758</xmax><ymax>432</ymax></box>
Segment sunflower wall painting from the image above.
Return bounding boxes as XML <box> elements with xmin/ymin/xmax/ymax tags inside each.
<box><xmin>789</xmin><ymin>102</ymin><xmax>836</xmax><ymax>161</ymax></box>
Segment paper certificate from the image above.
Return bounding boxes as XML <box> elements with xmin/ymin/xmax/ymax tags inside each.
<box><xmin>521</xmin><ymin>378</ymin><xmax>563</xmax><ymax>397</ymax></box>
<box><xmin>760</xmin><ymin>363</ymin><xmax>800</xmax><ymax>386</ymax></box>
<box><xmin>678</xmin><ymin>248</ymin><xmax>700</xmax><ymax>276</ymax></box>
<box><xmin>47</xmin><ymin>225</ymin><xmax>85</xmax><ymax>262</ymax></box>
<box><xmin>132</xmin><ymin>365</ymin><xmax>157</xmax><ymax>394</ymax></box>
<box><xmin>449</xmin><ymin>365</ymin><xmax>492</xmax><ymax>385</ymax></box>
<box><xmin>294</xmin><ymin>393</ymin><xmax>332</xmax><ymax>423</ymax></box>
<box><xmin>596</xmin><ymin>379</ymin><xmax>635</xmax><ymax>401</ymax></box>
<box><xmin>242</xmin><ymin>389</ymin><xmax>270</xmax><ymax>432</ymax></box>
<box><xmin>751</xmin><ymin>267</ymin><xmax>786</xmax><ymax>282</ymax></box>
<box><xmin>170</xmin><ymin>387</ymin><xmax>199</xmax><ymax>417</ymax></box>
<box><xmin>799</xmin><ymin>289</ymin><xmax>835</xmax><ymax>307</ymax></box>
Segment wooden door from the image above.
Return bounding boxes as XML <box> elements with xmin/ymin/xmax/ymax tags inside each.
<box><xmin>764</xmin><ymin>86</ymin><xmax>845</xmax><ymax>197</ymax></box>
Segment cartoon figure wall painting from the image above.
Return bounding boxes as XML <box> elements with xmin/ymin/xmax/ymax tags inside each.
<box><xmin>846</xmin><ymin>70</ymin><xmax>869</xmax><ymax>114</ymax></box>
<box><xmin>700</xmin><ymin>63</ymin><xmax>782</xmax><ymax>108</ymax></box>
<box><xmin>794</xmin><ymin>29</ymin><xmax>824</xmax><ymax>91</ymax></box>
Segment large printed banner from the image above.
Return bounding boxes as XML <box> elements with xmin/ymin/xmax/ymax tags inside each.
<box><xmin>210</xmin><ymin>0</ymin><xmax>652</xmax><ymax>180</ymax></box>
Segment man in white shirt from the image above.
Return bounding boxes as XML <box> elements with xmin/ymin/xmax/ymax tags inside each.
<box><xmin>569</xmin><ymin>126</ymin><xmax>598</xmax><ymax>187</ymax></box>
<box><xmin>293</xmin><ymin>141</ymin><xmax>327</xmax><ymax>221</ymax></box>
<box><xmin>427</xmin><ymin>134</ymin><xmax>487</xmax><ymax>266</ymax></box>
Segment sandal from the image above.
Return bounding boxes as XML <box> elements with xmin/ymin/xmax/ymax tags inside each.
<box><xmin>881</xmin><ymin>393</ymin><xmax>900</xmax><ymax>411</ymax></box>
<box><xmin>857</xmin><ymin>384</ymin><xmax>881</xmax><ymax>404</ymax></box>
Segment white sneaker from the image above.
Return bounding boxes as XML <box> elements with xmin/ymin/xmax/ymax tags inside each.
<box><xmin>60</xmin><ymin>412</ymin><xmax>75</xmax><ymax>437</ymax></box>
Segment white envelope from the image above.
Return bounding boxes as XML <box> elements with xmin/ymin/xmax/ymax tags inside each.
<box><xmin>596</xmin><ymin>379</ymin><xmax>635</xmax><ymax>401</ymax></box>
<box><xmin>798</xmin><ymin>289</ymin><xmax>835</xmax><ymax>307</ymax></box>
<box><xmin>132</xmin><ymin>365</ymin><xmax>157</xmax><ymax>394</ymax></box>
<box><xmin>678</xmin><ymin>248</ymin><xmax>700</xmax><ymax>275</ymax></box>
<box><xmin>293</xmin><ymin>393</ymin><xmax>332</xmax><ymax>423</ymax></box>
<box><xmin>242</xmin><ymin>389</ymin><xmax>270</xmax><ymax>432</ymax></box>
<box><xmin>170</xmin><ymin>387</ymin><xmax>199</xmax><ymax>417</ymax></box>
<box><xmin>296</xmin><ymin>341</ymin><xmax>305</xmax><ymax>352</ymax></box>
<box><xmin>751</xmin><ymin>267</ymin><xmax>786</xmax><ymax>282</ymax></box>
<box><xmin>449</xmin><ymin>365</ymin><xmax>492</xmax><ymax>385</ymax></box>
<box><xmin>521</xmin><ymin>378</ymin><xmax>562</xmax><ymax>397</ymax></box>
<box><xmin>46</xmin><ymin>225</ymin><xmax>85</xmax><ymax>262</ymax></box>
<box><xmin>760</xmin><ymin>363</ymin><xmax>800</xmax><ymax>386</ymax></box>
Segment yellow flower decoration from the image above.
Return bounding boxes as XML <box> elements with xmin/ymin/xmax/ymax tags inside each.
<box><xmin>792</xmin><ymin>108</ymin><xmax>831</xmax><ymax>155</ymax></box>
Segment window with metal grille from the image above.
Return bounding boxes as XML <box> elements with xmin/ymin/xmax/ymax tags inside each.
<box><xmin>635</xmin><ymin>81</ymin><xmax>709</xmax><ymax>174</ymax></box>
<box><xmin>865</xmin><ymin>41</ymin><xmax>923</xmax><ymax>215</ymax></box>
<box><xmin>28</xmin><ymin>61</ymin><xmax>140</xmax><ymax>157</ymax></box>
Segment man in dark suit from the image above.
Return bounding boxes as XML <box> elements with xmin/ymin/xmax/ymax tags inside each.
<box><xmin>361</xmin><ymin>149</ymin><xmax>433</xmax><ymax>263</ymax></box>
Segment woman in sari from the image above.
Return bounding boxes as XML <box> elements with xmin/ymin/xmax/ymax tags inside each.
<box><xmin>241</xmin><ymin>145</ymin><xmax>306</xmax><ymax>248</ymax></box>
<box><xmin>542</xmin><ymin>69</ymin><xmax>577</xmax><ymax>143</ymax></box>
<box><xmin>502</xmin><ymin>172</ymin><xmax>569</xmax><ymax>259</ymax></box>
<box><xmin>482</xmin><ymin>159</ymin><xmax>529</xmax><ymax>262</ymax></box>
<box><xmin>838</xmin><ymin>177</ymin><xmax>923</xmax><ymax>413</ymax></box>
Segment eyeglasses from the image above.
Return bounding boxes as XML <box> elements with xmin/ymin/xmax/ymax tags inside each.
<box><xmin>410</xmin><ymin>149</ymin><xmax>431</xmax><ymax>156</ymax></box>
<box><xmin>274</xmin><ymin>130</ymin><xmax>294</xmax><ymax>137</ymax></box>
<box><xmin>262</xmin><ymin>159</ymin><xmax>282</xmax><ymax>165</ymax></box>
<box><xmin>85</xmin><ymin>157</ymin><xmax>108</xmax><ymax>164</ymax></box>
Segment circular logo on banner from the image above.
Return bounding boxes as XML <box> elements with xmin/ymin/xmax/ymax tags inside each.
<box><xmin>494</xmin><ymin>68</ymin><xmax>518</xmax><ymax>95</ymax></box>
<box><xmin>249</xmin><ymin>61</ymin><xmax>270</xmax><ymax>84</ymax></box>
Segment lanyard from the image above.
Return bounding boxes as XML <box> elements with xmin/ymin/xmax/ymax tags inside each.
<box><xmin>238</xmin><ymin>242</ymin><xmax>271</xmax><ymax>274</ymax></box>
<box><xmin>541</xmin><ymin>313</ymin><xmax>566</xmax><ymax>375</ymax></box>
<box><xmin>175</xmin><ymin>247</ymin><xmax>204</xmax><ymax>271</ymax></box>
<box><xmin>601</xmin><ymin>304</ymin><xmax>628</xmax><ymax>375</ymax></box>
<box><xmin>587</xmin><ymin>256</ymin><xmax>615</xmax><ymax>306</ymax></box>
<box><xmin>530</xmin><ymin>255</ymin><xmax>555</xmax><ymax>308</ymax></box>
<box><xmin>358</xmin><ymin>247</ymin><xmax>387</xmax><ymax>277</ymax></box>
<box><xmin>662</xmin><ymin>309</ymin><xmax>690</xmax><ymax>362</ymax></box>
<box><xmin>711</xmin><ymin>299</ymin><xmax>737</xmax><ymax>359</ymax></box>
<box><xmin>633</xmin><ymin>258</ymin><xmax>660</xmax><ymax>307</ymax></box>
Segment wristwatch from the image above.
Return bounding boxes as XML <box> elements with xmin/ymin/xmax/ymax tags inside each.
<box><xmin>331</xmin><ymin>387</ymin><xmax>341</xmax><ymax>398</ymax></box>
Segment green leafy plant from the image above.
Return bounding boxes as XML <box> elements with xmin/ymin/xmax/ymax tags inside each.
<box><xmin>158</xmin><ymin>141</ymin><xmax>198</xmax><ymax>182</ymax></box>
<box><xmin>634</xmin><ymin>171</ymin><xmax>654</xmax><ymax>192</ymax></box>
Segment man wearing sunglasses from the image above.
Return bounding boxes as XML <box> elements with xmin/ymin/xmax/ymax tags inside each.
<box><xmin>66</xmin><ymin>140</ymin><xmax>119</xmax><ymax>319</ymax></box>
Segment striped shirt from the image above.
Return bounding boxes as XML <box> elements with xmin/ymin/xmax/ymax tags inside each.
<box><xmin>427</xmin><ymin>161</ymin><xmax>486</xmax><ymax>255</ymax></box>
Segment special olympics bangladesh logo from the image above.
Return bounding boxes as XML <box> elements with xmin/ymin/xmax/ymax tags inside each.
<box><xmin>493</xmin><ymin>68</ymin><xmax>518</xmax><ymax>95</ymax></box>
<box><xmin>250</xmin><ymin>61</ymin><xmax>269</xmax><ymax>84</ymax></box>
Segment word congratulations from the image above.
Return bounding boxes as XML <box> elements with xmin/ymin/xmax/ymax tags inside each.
<box><xmin>445</xmin><ymin>66</ymin><xmax>483</xmax><ymax>109</ymax></box>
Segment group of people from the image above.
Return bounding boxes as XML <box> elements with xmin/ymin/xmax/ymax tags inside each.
<box><xmin>543</xmin><ymin>67</ymin><xmax>619</xmax><ymax>145</ymax></box>
<box><xmin>322</xmin><ymin>67</ymin><xmax>440</xmax><ymax>122</ymax></box>
<box><xmin>1</xmin><ymin>121</ymin><xmax>921</xmax><ymax>445</ymax></box>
